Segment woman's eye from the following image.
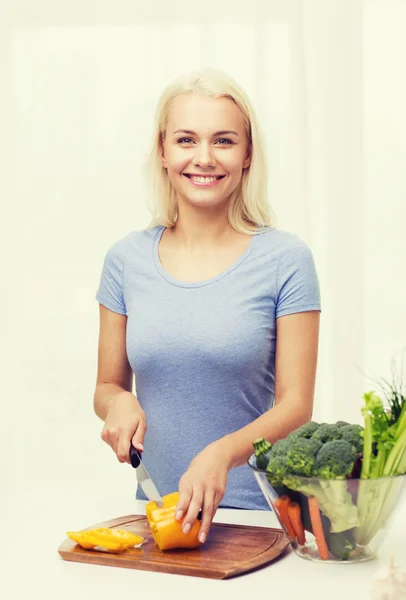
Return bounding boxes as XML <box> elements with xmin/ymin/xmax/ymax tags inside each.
<box><xmin>177</xmin><ymin>137</ymin><xmax>233</xmax><ymax>145</ymax></box>
<box><xmin>216</xmin><ymin>138</ymin><xmax>233</xmax><ymax>145</ymax></box>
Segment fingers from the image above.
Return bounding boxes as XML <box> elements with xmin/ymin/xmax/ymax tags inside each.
<box><xmin>176</xmin><ymin>483</ymin><xmax>223</xmax><ymax>544</ymax></box>
<box><xmin>101</xmin><ymin>426</ymin><xmax>129</xmax><ymax>463</ymax></box>
<box><xmin>175</xmin><ymin>480</ymin><xmax>193</xmax><ymax>523</ymax></box>
<box><xmin>196</xmin><ymin>498</ymin><xmax>215</xmax><ymax>544</ymax></box>
<box><xmin>117</xmin><ymin>433</ymin><xmax>133</xmax><ymax>463</ymax></box>
<box><xmin>131</xmin><ymin>419</ymin><xmax>146</xmax><ymax>452</ymax></box>
<box><xmin>181</xmin><ymin>493</ymin><xmax>203</xmax><ymax>536</ymax></box>
<box><xmin>100</xmin><ymin>394</ymin><xmax>147</xmax><ymax>463</ymax></box>
<box><xmin>198</xmin><ymin>489</ymin><xmax>223</xmax><ymax>543</ymax></box>
<box><xmin>101</xmin><ymin>418</ymin><xmax>146</xmax><ymax>464</ymax></box>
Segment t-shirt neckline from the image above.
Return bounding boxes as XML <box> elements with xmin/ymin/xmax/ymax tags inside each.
<box><xmin>153</xmin><ymin>226</ymin><xmax>259</xmax><ymax>289</ymax></box>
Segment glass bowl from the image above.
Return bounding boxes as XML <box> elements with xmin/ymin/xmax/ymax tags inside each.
<box><xmin>248</xmin><ymin>453</ymin><xmax>406</xmax><ymax>563</ymax></box>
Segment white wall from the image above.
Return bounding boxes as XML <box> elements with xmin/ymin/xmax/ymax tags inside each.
<box><xmin>364</xmin><ymin>1</ymin><xmax>406</xmax><ymax>381</ymax></box>
<box><xmin>2</xmin><ymin>0</ymin><xmax>405</xmax><ymax>500</ymax></box>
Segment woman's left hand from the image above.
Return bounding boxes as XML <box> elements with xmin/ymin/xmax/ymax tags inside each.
<box><xmin>175</xmin><ymin>440</ymin><xmax>233</xmax><ymax>544</ymax></box>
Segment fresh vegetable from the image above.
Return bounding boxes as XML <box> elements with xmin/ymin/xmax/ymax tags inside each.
<box><xmin>356</xmin><ymin>378</ymin><xmax>406</xmax><ymax>545</ymax></box>
<box><xmin>252</xmin><ymin>437</ymin><xmax>273</xmax><ymax>470</ymax></box>
<box><xmin>312</xmin><ymin>423</ymin><xmax>343</xmax><ymax>443</ymax></box>
<box><xmin>308</xmin><ymin>496</ymin><xmax>329</xmax><ymax>560</ymax></box>
<box><xmin>361</xmin><ymin>390</ymin><xmax>406</xmax><ymax>479</ymax></box>
<box><xmin>340</xmin><ymin>424</ymin><xmax>364</xmax><ymax>454</ymax></box>
<box><xmin>287</xmin><ymin>502</ymin><xmax>306</xmax><ymax>545</ymax></box>
<box><xmin>321</xmin><ymin>521</ymin><xmax>356</xmax><ymax>560</ymax></box>
<box><xmin>314</xmin><ymin>439</ymin><xmax>358</xmax><ymax>479</ymax></box>
<box><xmin>287</xmin><ymin>421</ymin><xmax>320</xmax><ymax>441</ymax></box>
<box><xmin>145</xmin><ymin>491</ymin><xmax>201</xmax><ymax>551</ymax></box>
<box><xmin>336</xmin><ymin>421</ymin><xmax>351</xmax><ymax>428</ymax></box>
<box><xmin>67</xmin><ymin>528</ymin><xmax>144</xmax><ymax>552</ymax></box>
<box><xmin>264</xmin><ymin>438</ymin><xmax>290</xmax><ymax>486</ymax></box>
<box><xmin>251</xmin><ymin>355</ymin><xmax>406</xmax><ymax>561</ymax></box>
<box><xmin>257</xmin><ymin>428</ymin><xmax>360</xmax><ymax>534</ymax></box>
<box><xmin>274</xmin><ymin>495</ymin><xmax>296</xmax><ymax>540</ymax></box>
<box><xmin>286</xmin><ymin>438</ymin><xmax>323</xmax><ymax>476</ymax></box>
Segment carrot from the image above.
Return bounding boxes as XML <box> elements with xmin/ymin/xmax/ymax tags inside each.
<box><xmin>288</xmin><ymin>502</ymin><xmax>306</xmax><ymax>546</ymax></box>
<box><xmin>274</xmin><ymin>495</ymin><xmax>297</xmax><ymax>541</ymax></box>
<box><xmin>308</xmin><ymin>496</ymin><xmax>330</xmax><ymax>560</ymax></box>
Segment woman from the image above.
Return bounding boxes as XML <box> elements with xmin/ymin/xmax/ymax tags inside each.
<box><xmin>94</xmin><ymin>68</ymin><xmax>321</xmax><ymax>545</ymax></box>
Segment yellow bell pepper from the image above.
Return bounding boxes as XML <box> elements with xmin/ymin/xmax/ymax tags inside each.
<box><xmin>146</xmin><ymin>491</ymin><xmax>201</xmax><ymax>551</ymax></box>
<box><xmin>67</xmin><ymin>528</ymin><xmax>144</xmax><ymax>553</ymax></box>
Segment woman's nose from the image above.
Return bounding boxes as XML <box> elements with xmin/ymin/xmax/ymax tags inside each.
<box><xmin>193</xmin><ymin>143</ymin><xmax>216</xmax><ymax>168</ymax></box>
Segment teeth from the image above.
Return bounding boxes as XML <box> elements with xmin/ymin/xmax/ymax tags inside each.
<box><xmin>189</xmin><ymin>176</ymin><xmax>221</xmax><ymax>183</ymax></box>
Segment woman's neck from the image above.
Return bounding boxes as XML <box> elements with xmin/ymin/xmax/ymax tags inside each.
<box><xmin>170</xmin><ymin>201</ymin><xmax>236</xmax><ymax>249</ymax></box>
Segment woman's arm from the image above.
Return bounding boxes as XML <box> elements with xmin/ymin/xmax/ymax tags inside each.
<box><xmin>94</xmin><ymin>305</ymin><xmax>147</xmax><ymax>461</ymax></box>
<box><xmin>222</xmin><ymin>309</ymin><xmax>320</xmax><ymax>468</ymax></box>
<box><xmin>176</xmin><ymin>310</ymin><xmax>320</xmax><ymax>542</ymax></box>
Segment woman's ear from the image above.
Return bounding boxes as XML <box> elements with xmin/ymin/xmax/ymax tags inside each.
<box><xmin>161</xmin><ymin>133</ymin><xmax>168</xmax><ymax>169</ymax></box>
<box><xmin>243</xmin><ymin>145</ymin><xmax>252</xmax><ymax>169</ymax></box>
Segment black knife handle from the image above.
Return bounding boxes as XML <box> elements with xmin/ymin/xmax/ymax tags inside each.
<box><xmin>129</xmin><ymin>443</ymin><xmax>141</xmax><ymax>468</ymax></box>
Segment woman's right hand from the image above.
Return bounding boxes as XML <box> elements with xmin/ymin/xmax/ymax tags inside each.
<box><xmin>101</xmin><ymin>391</ymin><xmax>147</xmax><ymax>464</ymax></box>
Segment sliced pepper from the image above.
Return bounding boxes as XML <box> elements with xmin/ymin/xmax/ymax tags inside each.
<box><xmin>67</xmin><ymin>528</ymin><xmax>144</xmax><ymax>552</ymax></box>
<box><xmin>145</xmin><ymin>491</ymin><xmax>201</xmax><ymax>551</ymax></box>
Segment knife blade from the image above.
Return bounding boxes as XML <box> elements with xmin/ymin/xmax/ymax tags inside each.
<box><xmin>129</xmin><ymin>443</ymin><xmax>163</xmax><ymax>507</ymax></box>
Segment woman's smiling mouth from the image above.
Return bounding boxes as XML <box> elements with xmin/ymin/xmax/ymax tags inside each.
<box><xmin>183</xmin><ymin>174</ymin><xmax>226</xmax><ymax>187</ymax></box>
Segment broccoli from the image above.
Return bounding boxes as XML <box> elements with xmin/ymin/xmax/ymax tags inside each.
<box><xmin>287</xmin><ymin>421</ymin><xmax>320</xmax><ymax>441</ymax></box>
<box><xmin>285</xmin><ymin>438</ymin><xmax>322</xmax><ymax>476</ymax></box>
<box><xmin>336</xmin><ymin>420</ymin><xmax>351</xmax><ymax>428</ymax></box>
<box><xmin>255</xmin><ymin>421</ymin><xmax>363</xmax><ymax>534</ymax></box>
<box><xmin>314</xmin><ymin>439</ymin><xmax>358</xmax><ymax>479</ymax></box>
<box><xmin>339</xmin><ymin>424</ymin><xmax>364</xmax><ymax>454</ymax></box>
<box><xmin>282</xmin><ymin>439</ymin><xmax>359</xmax><ymax>532</ymax></box>
<box><xmin>312</xmin><ymin>423</ymin><xmax>343</xmax><ymax>443</ymax></box>
<box><xmin>311</xmin><ymin>440</ymin><xmax>359</xmax><ymax>532</ymax></box>
<box><xmin>253</xmin><ymin>437</ymin><xmax>273</xmax><ymax>470</ymax></box>
<box><xmin>265</xmin><ymin>433</ymin><xmax>359</xmax><ymax>533</ymax></box>
<box><xmin>271</xmin><ymin>438</ymin><xmax>290</xmax><ymax>455</ymax></box>
<box><xmin>266</xmin><ymin>450</ymin><xmax>288</xmax><ymax>487</ymax></box>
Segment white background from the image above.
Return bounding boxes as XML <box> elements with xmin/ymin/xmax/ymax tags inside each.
<box><xmin>1</xmin><ymin>0</ymin><xmax>405</xmax><ymax>545</ymax></box>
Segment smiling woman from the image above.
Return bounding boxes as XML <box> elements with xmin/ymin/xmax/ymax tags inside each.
<box><xmin>94</xmin><ymin>68</ymin><xmax>321</xmax><ymax>547</ymax></box>
<box><xmin>144</xmin><ymin>68</ymin><xmax>273</xmax><ymax>234</ymax></box>
<box><xmin>161</xmin><ymin>94</ymin><xmax>251</xmax><ymax>215</ymax></box>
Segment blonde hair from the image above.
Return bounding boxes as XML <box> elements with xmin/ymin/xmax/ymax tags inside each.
<box><xmin>144</xmin><ymin>68</ymin><xmax>276</xmax><ymax>234</ymax></box>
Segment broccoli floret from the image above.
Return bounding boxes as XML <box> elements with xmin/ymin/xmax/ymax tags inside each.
<box><xmin>287</xmin><ymin>421</ymin><xmax>320</xmax><ymax>441</ymax></box>
<box><xmin>271</xmin><ymin>438</ymin><xmax>290</xmax><ymax>455</ymax></box>
<box><xmin>253</xmin><ymin>438</ymin><xmax>273</xmax><ymax>470</ymax></box>
<box><xmin>262</xmin><ymin>428</ymin><xmax>360</xmax><ymax>533</ymax></box>
<box><xmin>282</xmin><ymin>439</ymin><xmax>359</xmax><ymax>533</ymax></box>
<box><xmin>314</xmin><ymin>439</ymin><xmax>358</xmax><ymax>479</ymax></box>
<box><xmin>285</xmin><ymin>438</ymin><xmax>323</xmax><ymax>476</ymax></box>
<box><xmin>340</xmin><ymin>424</ymin><xmax>364</xmax><ymax>454</ymax></box>
<box><xmin>336</xmin><ymin>420</ymin><xmax>351</xmax><ymax>428</ymax></box>
<box><xmin>312</xmin><ymin>423</ymin><xmax>343</xmax><ymax>443</ymax></box>
<box><xmin>311</xmin><ymin>440</ymin><xmax>360</xmax><ymax>532</ymax></box>
<box><xmin>263</xmin><ymin>439</ymin><xmax>291</xmax><ymax>486</ymax></box>
<box><xmin>266</xmin><ymin>440</ymin><xmax>288</xmax><ymax>487</ymax></box>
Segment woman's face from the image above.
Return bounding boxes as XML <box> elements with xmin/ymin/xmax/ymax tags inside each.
<box><xmin>162</xmin><ymin>94</ymin><xmax>251</xmax><ymax>211</ymax></box>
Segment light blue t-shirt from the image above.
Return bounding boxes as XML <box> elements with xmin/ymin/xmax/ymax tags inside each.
<box><xmin>96</xmin><ymin>226</ymin><xmax>321</xmax><ymax>510</ymax></box>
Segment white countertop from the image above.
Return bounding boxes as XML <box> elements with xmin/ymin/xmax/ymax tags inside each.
<box><xmin>4</xmin><ymin>482</ymin><xmax>405</xmax><ymax>600</ymax></box>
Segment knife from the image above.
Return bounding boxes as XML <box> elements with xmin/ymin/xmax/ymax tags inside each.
<box><xmin>129</xmin><ymin>443</ymin><xmax>164</xmax><ymax>507</ymax></box>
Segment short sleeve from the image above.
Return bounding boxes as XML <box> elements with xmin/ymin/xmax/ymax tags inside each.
<box><xmin>276</xmin><ymin>239</ymin><xmax>321</xmax><ymax>318</ymax></box>
<box><xmin>95</xmin><ymin>238</ymin><xmax>127</xmax><ymax>315</ymax></box>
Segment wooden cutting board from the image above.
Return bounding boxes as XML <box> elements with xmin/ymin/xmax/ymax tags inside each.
<box><xmin>58</xmin><ymin>514</ymin><xmax>290</xmax><ymax>579</ymax></box>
